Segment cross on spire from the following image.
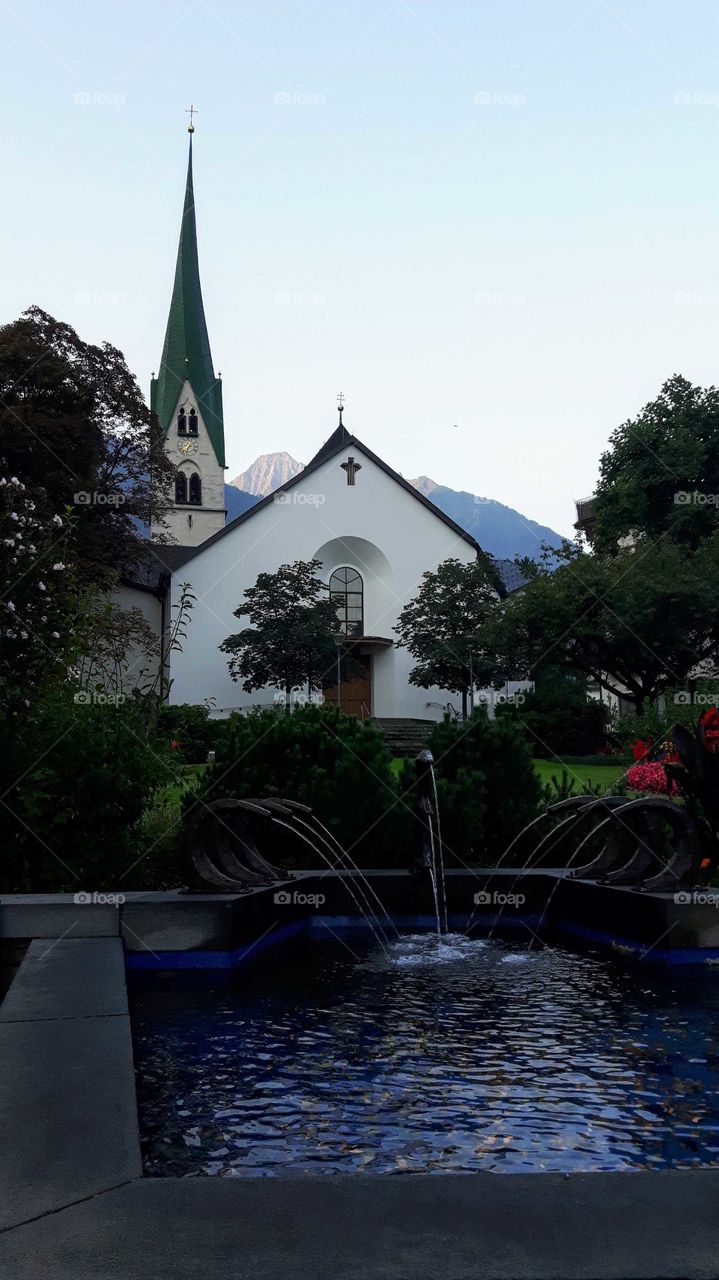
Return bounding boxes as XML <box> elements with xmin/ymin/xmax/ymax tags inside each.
<box><xmin>186</xmin><ymin>103</ymin><xmax>198</xmax><ymax>133</ymax></box>
<box><xmin>337</xmin><ymin>392</ymin><xmax>345</xmax><ymax>425</ymax></box>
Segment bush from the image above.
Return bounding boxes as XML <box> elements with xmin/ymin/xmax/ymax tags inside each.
<box><xmin>397</xmin><ymin>710</ymin><xmax>542</xmax><ymax>866</ymax></box>
<box><xmin>495</xmin><ymin>677</ymin><xmax>611</xmax><ymax>757</ymax></box>
<box><xmin>155</xmin><ymin>703</ymin><xmax>227</xmax><ymax>764</ymax></box>
<box><xmin>613</xmin><ymin>684</ymin><xmax>719</xmax><ymax>753</ymax></box>
<box><xmin>197</xmin><ymin>704</ymin><xmax>402</xmax><ymax>867</ymax></box>
<box><xmin>0</xmin><ymin>687</ymin><xmax>175</xmax><ymax>892</ymax></box>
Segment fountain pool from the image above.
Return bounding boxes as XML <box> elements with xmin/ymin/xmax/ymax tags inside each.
<box><xmin>130</xmin><ymin>930</ymin><xmax>719</xmax><ymax>1178</ymax></box>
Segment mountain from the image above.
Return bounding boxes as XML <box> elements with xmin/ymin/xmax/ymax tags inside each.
<box><xmin>224</xmin><ymin>485</ymin><xmax>260</xmax><ymax>521</ymax></box>
<box><xmin>409</xmin><ymin>476</ymin><xmax>564</xmax><ymax>561</ymax></box>
<box><xmin>230</xmin><ymin>451</ymin><xmax>303</xmax><ymax>496</ymax></box>
<box><xmin>225</xmin><ymin>451</ymin><xmax>563</xmax><ymax>561</ymax></box>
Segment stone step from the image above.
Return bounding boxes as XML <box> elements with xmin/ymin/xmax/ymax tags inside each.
<box><xmin>373</xmin><ymin>718</ymin><xmax>434</xmax><ymax>758</ymax></box>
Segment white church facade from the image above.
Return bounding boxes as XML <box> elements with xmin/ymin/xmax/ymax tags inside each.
<box><xmin>134</xmin><ymin>128</ymin><xmax>496</xmax><ymax>722</ymax></box>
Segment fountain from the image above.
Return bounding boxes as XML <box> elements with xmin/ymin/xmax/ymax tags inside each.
<box><xmin>410</xmin><ymin>749</ymin><xmax>448</xmax><ymax>935</ymax></box>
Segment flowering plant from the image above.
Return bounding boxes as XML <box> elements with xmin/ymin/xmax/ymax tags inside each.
<box><xmin>0</xmin><ymin>468</ymin><xmax>76</xmax><ymax>716</ymax></box>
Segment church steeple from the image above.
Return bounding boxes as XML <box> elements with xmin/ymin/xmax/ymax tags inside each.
<box><xmin>151</xmin><ymin>127</ymin><xmax>225</xmax><ymax>469</ymax></box>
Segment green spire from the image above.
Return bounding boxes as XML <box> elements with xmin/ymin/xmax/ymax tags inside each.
<box><xmin>151</xmin><ymin>134</ymin><xmax>225</xmax><ymax>467</ymax></box>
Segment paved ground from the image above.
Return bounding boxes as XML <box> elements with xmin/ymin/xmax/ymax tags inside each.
<box><xmin>2</xmin><ymin>1170</ymin><xmax>719</xmax><ymax>1279</ymax></box>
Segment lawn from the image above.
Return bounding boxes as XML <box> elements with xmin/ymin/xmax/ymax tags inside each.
<box><xmin>533</xmin><ymin>758</ymin><xmax>627</xmax><ymax>792</ymax></box>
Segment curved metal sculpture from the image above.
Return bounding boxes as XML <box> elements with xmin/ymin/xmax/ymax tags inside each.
<box><xmin>182</xmin><ymin>797</ymin><xmax>316</xmax><ymax>892</ymax></box>
<box><xmin>543</xmin><ymin>713</ymin><xmax>719</xmax><ymax>893</ymax></box>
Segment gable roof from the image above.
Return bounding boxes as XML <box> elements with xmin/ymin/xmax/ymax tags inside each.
<box><xmin>168</xmin><ymin>429</ymin><xmax>492</xmax><ymax>570</ymax></box>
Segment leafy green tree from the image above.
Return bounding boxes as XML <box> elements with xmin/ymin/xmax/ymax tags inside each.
<box><xmin>220</xmin><ymin>559</ymin><xmax>344</xmax><ymax>708</ymax></box>
<box><xmin>0</xmin><ymin>306</ymin><xmax>175</xmax><ymax>584</ymax></box>
<box><xmin>394</xmin><ymin>557</ymin><xmax>504</xmax><ymax>717</ymax></box>
<box><xmin>494</xmin><ymin>670</ymin><xmax>611</xmax><ymax>756</ymax></box>
<box><xmin>594</xmin><ymin>375</ymin><xmax>719</xmax><ymax>553</ymax></box>
<box><xmin>490</xmin><ymin>536</ymin><xmax>719</xmax><ymax>714</ymax></box>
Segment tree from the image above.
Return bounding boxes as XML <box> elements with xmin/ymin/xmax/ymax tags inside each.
<box><xmin>0</xmin><ymin>307</ymin><xmax>176</xmax><ymax>584</ymax></box>
<box><xmin>394</xmin><ymin>557</ymin><xmax>504</xmax><ymax>717</ymax></box>
<box><xmin>490</xmin><ymin>537</ymin><xmax>719</xmax><ymax>714</ymax></box>
<box><xmin>220</xmin><ymin>559</ymin><xmax>343</xmax><ymax>707</ymax></box>
<box><xmin>594</xmin><ymin>375</ymin><xmax>719</xmax><ymax>553</ymax></box>
<box><xmin>0</xmin><ymin>468</ymin><xmax>78</xmax><ymax>718</ymax></box>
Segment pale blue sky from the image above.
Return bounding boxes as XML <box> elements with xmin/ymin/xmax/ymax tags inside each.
<box><xmin>4</xmin><ymin>0</ymin><xmax>719</xmax><ymax>534</ymax></box>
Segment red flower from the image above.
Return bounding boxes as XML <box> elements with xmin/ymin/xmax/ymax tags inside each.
<box><xmin>630</xmin><ymin>738</ymin><xmax>653</xmax><ymax>761</ymax></box>
<box><xmin>699</xmin><ymin>707</ymin><xmax>719</xmax><ymax>753</ymax></box>
<box><xmin>626</xmin><ymin>762</ymin><xmax>679</xmax><ymax>796</ymax></box>
<box><xmin>170</xmin><ymin>739</ymin><xmax>181</xmax><ymax>750</ymax></box>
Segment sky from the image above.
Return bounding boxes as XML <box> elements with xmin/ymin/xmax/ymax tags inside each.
<box><xmin>3</xmin><ymin>0</ymin><xmax>719</xmax><ymax>536</ymax></box>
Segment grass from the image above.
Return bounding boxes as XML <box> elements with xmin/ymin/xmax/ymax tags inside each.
<box><xmin>533</xmin><ymin>758</ymin><xmax>627</xmax><ymax>792</ymax></box>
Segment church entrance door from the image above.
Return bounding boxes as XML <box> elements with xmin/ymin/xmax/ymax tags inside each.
<box><xmin>324</xmin><ymin>654</ymin><xmax>371</xmax><ymax>718</ymax></box>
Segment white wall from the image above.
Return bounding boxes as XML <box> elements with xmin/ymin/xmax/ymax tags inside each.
<box><xmin>166</xmin><ymin>444</ymin><xmax>476</xmax><ymax>718</ymax></box>
<box><xmin>110</xmin><ymin>583</ymin><xmax>163</xmax><ymax>694</ymax></box>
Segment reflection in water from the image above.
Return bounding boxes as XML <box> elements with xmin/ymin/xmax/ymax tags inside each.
<box><xmin>131</xmin><ymin>935</ymin><xmax>719</xmax><ymax>1177</ymax></box>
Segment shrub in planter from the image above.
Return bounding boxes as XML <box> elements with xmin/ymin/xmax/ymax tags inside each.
<box><xmin>0</xmin><ymin>686</ymin><xmax>174</xmax><ymax>892</ymax></box>
<box><xmin>197</xmin><ymin>704</ymin><xmax>403</xmax><ymax>867</ymax></box>
<box><xmin>397</xmin><ymin>710</ymin><xmax>542</xmax><ymax>866</ymax></box>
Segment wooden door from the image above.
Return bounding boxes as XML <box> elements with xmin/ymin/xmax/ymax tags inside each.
<box><xmin>324</xmin><ymin>655</ymin><xmax>371</xmax><ymax>718</ymax></box>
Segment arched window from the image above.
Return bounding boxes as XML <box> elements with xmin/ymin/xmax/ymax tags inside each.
<box><xmin>329</xmin><ymin>567</ymin><xmax>363</xmax><ymax>636</ymax></box>
<box><xmin>175</xmin><ymin>472</ymin><xmax>188</xmax><ymax>504</ymax></box>
<box><xmin>189</xmin><ymin>473</ymin><xmax>202</xmax><ymax>505</ymax></box>
<box><xmin>177</xmin><ymin>407</ymin><xmax>187</xmax><ymax>435</ymax></box>
<box><xmin>188</xmin><ymin>408</ymin><xmax>198</xmax><ymax>436</ymax></box>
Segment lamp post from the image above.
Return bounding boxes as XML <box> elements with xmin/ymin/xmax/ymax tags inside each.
<box><xmin>333</xmin><ymin>635</ymin><xmax>343</xmax><ymax>708</ymax></box>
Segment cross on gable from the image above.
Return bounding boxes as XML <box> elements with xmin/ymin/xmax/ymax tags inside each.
<box><xmin>341</xmin><ymin>456</ymin><xmax>362</xmax><ymax>486</ymax></box>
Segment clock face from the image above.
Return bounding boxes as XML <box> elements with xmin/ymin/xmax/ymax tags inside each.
<box><xmin>177</xmin><ymin>439</ymin><xmax>199</xmax><ymax>455</ymax></box>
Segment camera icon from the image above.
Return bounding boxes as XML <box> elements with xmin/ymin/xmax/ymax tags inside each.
<box><xmin>274</xmin><ymin>890</ymin><xmax>292</xmax><ymax>905</ymax></box>
<box><xmin>73</xmin><ymin>491</ymin><xmax>91</xmax><ymax>505</ymax></box>
<box><xmin>73</xmin><ymin>691</ymin><xmax>92</xmax><ymax>705</ymax></box>
<box><xmin>674</xmin><ymin>691</ymin><xmax>691</xmax><ymax>705</ymax></box>
<box><xmin>474</xmin><ymin>890</ymin><xmax>492</xmax><ymax>906</ymax></box>
<box><xmin>273</xmin><ymin>491</ymin><xmax>291</xmax><ymax>504</ymax></box>
<box><xmin>74</xmin><ymin>891</ymin><xmax>92</xmax><ymax>905</ymax></box>
<box><xmin>674</xmin><ymin>491</ymin><xmax>691</xmax><ymax>505</ymax></box>
<box><xmin>674</xmin><ymin>891</ymin><xmax>692</xmax><ymax>905</ymax></box>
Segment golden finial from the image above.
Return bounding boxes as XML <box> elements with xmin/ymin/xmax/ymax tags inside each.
<box><xmin>186</xmin><ymin>103</ymin><xmax>198</xmax><ymax>133</ymax></box>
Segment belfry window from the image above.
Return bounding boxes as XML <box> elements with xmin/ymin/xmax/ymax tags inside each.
<box><xmin>188</xmin><ymin>473</ymin><xmax>202</xmax><ymax>505</ymax></box>
<box><xmin>177</xmin><ymin>408</ymin><xmax>187</xmax><ymax>435</ymax></box>
<box><xmin>188</xmin><ymin>408</ymin><xmax>199</xmax><ymax>436</ymax></box>
<box><xmin>175</xmin><ymin>472</ymin><xmax>188</xmax><ymax>504</ymax></box>
<box><xmin>329</xmin><ymin>566</ymin><xmax>363</xmax><ymax>637</ymax></box>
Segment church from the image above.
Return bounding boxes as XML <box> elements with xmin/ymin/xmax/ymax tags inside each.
<box><xmin>133</xmin><ymin>128</ymin><xmax>497</xmax><ymax>722</ymax></box>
